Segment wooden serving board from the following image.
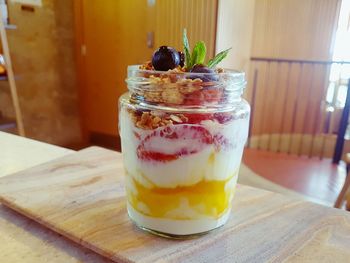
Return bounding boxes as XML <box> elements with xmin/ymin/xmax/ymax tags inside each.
<box><xmin>1</xmin><ymin>147</ymin><xmax>350</xmax><ymax>263</ymax></box>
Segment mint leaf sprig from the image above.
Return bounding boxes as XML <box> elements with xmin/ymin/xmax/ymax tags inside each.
<box><xmin>183</xmin><ymin>29</ymin><xmax>192</xmax><ymax>69</ymax></box>
<box><xmin>182</xmin><ymin>29</ymin><xmax>231</xmax><ymax>70</ymax></box>
<box><xmin>207</xmin><ymin>48</ymin><xmax>231</xmax><ymax>68</ymax></box>
<box><xmin>191</xmin><ymin>41</ymin><xmax>206</xmax><ymax>68</ymax></box>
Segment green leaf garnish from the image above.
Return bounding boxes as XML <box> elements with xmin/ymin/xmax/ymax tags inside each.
<box><xmin>207</xmin><ymin>48</ymin><xmax>232</xmax><ymax>68</ymax></box>
<box><xmin>183</xmin><ymin>29</ymin><xmax>192</xmax><ymax>69</ymax></box>
<box><xmin>190</xmin><ymin>41</ymin><xmax>206</xmax><ymax>68</ymax></box>
<box><xmin>182</xmin><ymin>29</ymin><xmax>231</xmax><ymax>70</ymax></box>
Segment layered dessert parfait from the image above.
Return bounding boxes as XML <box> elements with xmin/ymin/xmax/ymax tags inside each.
<box><xmin>119</xmin><ymin>30</ymin><xmax>250</xmax><ymax>237</ymax></box>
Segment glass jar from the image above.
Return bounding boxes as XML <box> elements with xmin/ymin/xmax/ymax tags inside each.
<box><xmin>119</xmin><ymin>65</ymin><xmax>250</xmax><ymax>238</ymax></box>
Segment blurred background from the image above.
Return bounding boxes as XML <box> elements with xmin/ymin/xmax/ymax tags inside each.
<box><xmin>1</xmin><ymin>0</ymin><xmax>350</xmax><ymax>208</ymax></box>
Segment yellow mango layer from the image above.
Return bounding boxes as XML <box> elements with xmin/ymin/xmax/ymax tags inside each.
<box><xmin>126</xmin><ymin>172</ymin><xmax>237</xmax><ymax>220</ymax></box>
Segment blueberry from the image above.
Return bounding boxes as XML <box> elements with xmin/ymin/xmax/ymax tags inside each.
<box><xmin>152</xmin><ymin>46</ymin><xmax>180</xmax><ymax>71</ymax></box>
<box><xmin>178</xmin><ymin>51</ymin><xmax>185</xmax><ymax>67</ymax></box>
<box><xmin>189</xmin><ymin>64</ymin><xmax>218</xmax><ymax>82</ymax></box>
<box><xmin>190</xmin><ymin>64</ymin><xmax>214</xmax><ymax>74</ymax></box>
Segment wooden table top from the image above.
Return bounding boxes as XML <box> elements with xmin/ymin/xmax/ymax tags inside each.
<box><xmin>1</xmin><ymin>131</ymin><xmax>350</xmax><ymax>262</ymax></box>
<box><xmin>0</xmin><ymin>132</ymin><xmax>110</xmax><ymax>262</ymax></box>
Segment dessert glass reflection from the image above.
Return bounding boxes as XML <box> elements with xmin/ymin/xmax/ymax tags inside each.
<box><xmin>119</xmin><ymin>65</ymin><xmax>250</xmax><ymax>237</ymax></box>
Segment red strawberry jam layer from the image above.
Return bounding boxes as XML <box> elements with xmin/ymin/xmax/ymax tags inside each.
<box><xmin>137</xmin><ymin>125</ymin><xmax>213</xmax><ymax>162</ymax></box>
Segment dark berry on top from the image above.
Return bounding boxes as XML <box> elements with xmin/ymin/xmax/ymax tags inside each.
<box><xmin>190</xmin><ymin>64</ymin><xmax>214</xmax><ymax>74</ymax></box>
<box><xmin>189</xmin><ymin>64</ymin><xmax>219</xmax><ymax>82</ymax></box>
<box><xmin>178</xmin><ymin>51</ymin><xmax>185</xmax><ymax>67</ymax></box>
<box><xmin>152</xmin><ymin>46</ymin><xmax>180</xmax><ymax>71</ymax></box>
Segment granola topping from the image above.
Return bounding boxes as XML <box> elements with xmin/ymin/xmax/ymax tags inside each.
<box><xmin>134</xmin><ymin>73</ymin><xmax>206</xmax><ymax>105</ymax></box>
<box><xmin>128</xmin><ymin>108</ymin><xmax>188</xmax><ymax>130</ymax></box>
<box><xmin>139</xmin><ymin>61</ymin><xmax>154</xmax><ymax>70</ymax></box>
<box><xmin>136</xmin><ymin>63</ymin><xmax>211</xmax><ymax>105</ymax></box>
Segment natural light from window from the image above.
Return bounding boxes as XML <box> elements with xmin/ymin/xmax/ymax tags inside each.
<box><xmin>327</xmin><ymin>0</ymin><xmax>350</xmax><ymax>108</ymax></box>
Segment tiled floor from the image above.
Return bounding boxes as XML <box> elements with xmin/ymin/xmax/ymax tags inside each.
<box><xmin>243</xmin><ymin>148</ymin><xmax>347</xmax><ymax>206</ymax></box>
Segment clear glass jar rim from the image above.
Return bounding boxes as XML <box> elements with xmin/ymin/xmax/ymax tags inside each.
<box><xmin>126</xmin><ymin>65</ymin><xmax>247</xmax><ymax>89</ymax></box>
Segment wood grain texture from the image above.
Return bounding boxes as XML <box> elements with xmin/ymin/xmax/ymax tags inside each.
<box><xmin>251</xmin><ymin>0</ymin><xmax>341</xmax><ymax>60</ymax></box>
<box><xmin>0</xmin><ymin>132</ymin><xmax>110</xmax><ymax>262</ymax></box>
<box><xmin>0</xmin><ymin>131</ymin><xmax>308</xmax><ymax>263</ymax></box>
<box><xmin>0</xmin><ymin>131</ymin><xmax>73</xmax><ymax>177</ymax></box>
<box><xmin>76</xmin><ymin>0</ymin><xmax>154</xmax><ymax>136</ymax></box>
<box><xmin>75</xmin><ymin>0</ymin><xmax>218</xmax><ymax>137</ymax></box>
<box><xmin>246</xmin><ymin>0</ymin><xmax>341</xmax><ymax>157</ymax></box>
<box><xmin>1</xmin><ymin>146</ymin><xmax>350</xmax><ymax>262</ymax></box>
<box><xmin>154</xmin><ymin>0</ymin><xmax>217</xmax><ymax>58</ymax></box>
<box><xmin>0</xmin><ymin>206</ymin><xmax>111</xmax><ymax>263</ymax></box>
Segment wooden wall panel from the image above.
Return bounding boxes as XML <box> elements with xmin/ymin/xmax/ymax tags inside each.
<box><xmin>249</xmin><ymin>60</ymin><xmax>335</xmax><ymax>155</ymax></box>
<box><xmin>251</xmin><ymin>0</ymin><xmax>341</xmax><ymax>60</ymax></box>
<box><xmin>247</xmin><ymin>0</ymin><xmax>341</xmax><ymax>157</ymax></box>
<box><xmin>77</xmin><ymin>0</ymin><xmax>153</xmax><ymax>136</ymax></box>
<box><xmin>154</xmin><ymin>0</ymin><xmax>217</xmax><ymax>59</ymax></box>
<box><xmin>76</xmin><ymin>0</ymin><xmax>218</xmax><ymax>138</ymax></box>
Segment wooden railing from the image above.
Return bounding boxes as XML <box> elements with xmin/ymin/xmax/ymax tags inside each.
<box><xmin>247</xmin><ymin>57</ymin><xmax>350</xmax><ymax>160</ymax></box>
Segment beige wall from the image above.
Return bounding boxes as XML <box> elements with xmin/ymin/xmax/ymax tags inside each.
<box><xmin>215</xmin><ymin>0</ymin><xmax>255</xmax><ymax>72</ymax></box>
<box><xmin>4</xmin><ymin>0</ymin><xmax>81</xmax><ymax>146</ymax></box>
<box><xmin>251</xmin><ymin>0</ymin><xmax>340</xmax><ymax>60</ymax></box>
<box><xmin>215</xmin><ymin>0</ymin><xmax>340</xmax><ymax>69</ymax></box>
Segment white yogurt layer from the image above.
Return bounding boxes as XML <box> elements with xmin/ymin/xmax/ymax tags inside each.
<box><xmin>127</xmin><ymin>202</ymin><xmax>231</xmax><ymax>235</ymax></box>
<box><xmin>120</xmin><ymin>108</ymin><xmax>249</xmax><ymax>188</ymax></box>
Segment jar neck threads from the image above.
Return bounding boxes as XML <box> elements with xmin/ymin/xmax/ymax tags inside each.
<box><xmin>125</xmin><ymin>65</ymin><xmax>246</xmax><ymax>110</ymax></box>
